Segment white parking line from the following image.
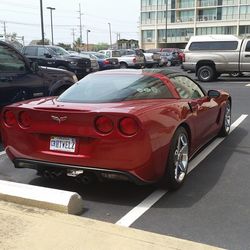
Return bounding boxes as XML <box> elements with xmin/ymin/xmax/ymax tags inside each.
<box><xmin>246</xmin><ymin>84</ymin><xmax>250</xmax><ymax>87</ymax></box>
<box><xmin>115</xmin><ymin>114</ymin><xmax>248</xmax><ymax>228</ymax></box>
<box><xmin>0</xmin><ymin>151</ymin><xmax>6</xmax><ymax>156</ymax></box>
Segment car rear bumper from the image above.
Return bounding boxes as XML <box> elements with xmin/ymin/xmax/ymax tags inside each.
<box><xmin>13</xmin><ymin>158</ymin><xmax>153</xmax><ymax>185</ymax></box>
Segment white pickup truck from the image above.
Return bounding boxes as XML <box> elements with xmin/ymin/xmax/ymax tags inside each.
<box><xmin>98</xmin><ymin>50</ymin><xmax>145</xmax><ymax>69</ymax></box>
<box><xmin>183</xmin><ymin>35</ymin><xmax>250</xmax><ymax>81</ymax></box>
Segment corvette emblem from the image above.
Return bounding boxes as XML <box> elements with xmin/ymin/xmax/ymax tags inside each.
<box><xmin>51</xmin><ymin>115</ymin><xmax>67</xmax><ymax>124</ymax></box>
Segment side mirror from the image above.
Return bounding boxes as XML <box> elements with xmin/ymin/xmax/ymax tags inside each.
<box><xmin>31</xmin><ymin>62</ymin><xmax>39</xmax><ymax>72</ymax></box>
<box><xmin>44</xmin><ymin>53</ymin><xmax>52</xmax><ymax>58</ymax></box>
<box><xmin>208</xmin><ymin>90</ymin><xmax>221</xmax><ymax>98</ymax></box>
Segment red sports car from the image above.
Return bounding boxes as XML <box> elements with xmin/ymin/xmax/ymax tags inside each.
<box><xmin>1</xmin><ymin>69</ymin><xmax>231</xmax><ymax>190</ymax></box>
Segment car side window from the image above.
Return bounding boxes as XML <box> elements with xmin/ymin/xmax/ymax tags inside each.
<box><xmin>23</xmin><ymin>46</ymin><xmax>37</xmax><ymax>56</ymax></box>
<box><xmin>106</xmin><ymin>51</ymin><xmax>111</xmax><ymax>57</ymax></box>
<box><xmin>0</xmin><ymin>44</ymin><xmax>26</xmax><ymax>73</ymax></box>
<box><xmin>245</xmin><ymin>41</ymin><xmax>250</xmax><ymax>52</ymax></box>
<box><xmin>171</xmin><ymin>76</ymin><xmax>205</xmax><ymax>99</ymax></box>
<box><xmin>37</xmin><ymin>47</ymin><xmax>48</xmax><ymax>57</ymax></box>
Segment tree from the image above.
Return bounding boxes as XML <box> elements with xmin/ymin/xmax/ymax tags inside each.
<box><xmin>92</xmin><ymin>43</ymin><xmax>109</xmax><ymax>51</ymax></box>
<box><xmin>57</xmin><ymin>43</ymin><xmax>72</xmax><ymax>50</ymax></box>
<box><xmin>37</xmin><ymin>39</ymin><xmax>50</xmax><ymax>45</ymax></box>
<box><xmin>73</xmin><ymin>37</ymin><xmax>83</xmax><ymax>52</ymax></box>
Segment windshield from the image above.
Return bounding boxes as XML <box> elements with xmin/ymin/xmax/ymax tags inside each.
<box><xmin>49</xmin><ymin>47</ymin><xmax>70</xmax><ymax>56</ymax></box>
<box><xmin>58</xmin><ymin>73</ymin><xmax>173</xmax><ymax>103</ymax></box>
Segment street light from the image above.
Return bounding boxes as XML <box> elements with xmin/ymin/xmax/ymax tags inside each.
<box><xmin>108</xmin><ymin>22</ymin><xmax>112</xmax><ymax>49</ymax></box>
<box><xmin>47</xmin><ymin>6</ymin><xmax>56</xmax><ymax>45</ymax></box>
<box><xmin>86</xmin><ymin>30</ymin><xmax>91</xmax><ymax>51</ymax></box>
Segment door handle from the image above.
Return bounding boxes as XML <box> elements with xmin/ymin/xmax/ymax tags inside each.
<box><xmin>245</xmin><ymin>55</ymin><xmax>250</xmax><ymax>58</ymax></box>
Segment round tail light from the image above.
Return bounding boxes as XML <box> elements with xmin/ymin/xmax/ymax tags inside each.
<box><xmin>3</xmin><ymin>110</ymin><xmax>16</xmax><ymax>126</ymax></box>
<box><xmin>95</xmin><ymin>116</ymin><xmax>113</xmax><ymax>134</ymax></box>
<box><xmin>19</xmin><ymin>111</ymin><xmax>31</xmax><ymax>128</ymax></box>
<box><xmin>119</xmin><ymin>117</ymin><xmax>138</xmax><ymax>136</ymax></box>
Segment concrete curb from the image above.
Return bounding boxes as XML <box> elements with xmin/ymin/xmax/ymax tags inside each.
<box><xmin>0</xmin><ymin>180</ymin><xmax>84</xmax><ymax>214</ymax></box>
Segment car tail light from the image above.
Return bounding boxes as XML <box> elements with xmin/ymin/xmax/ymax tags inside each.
<box><xmin>133</xmin><ymin>57</ymin><xmax>136</xmax><ymax>64</ymax></box>
<box><xmin>104</xmin><ymin>60</ymin><xmax>110</xmax><ymax>65</ymax></box>
<box><xmin>119</xmin><ymin>117</ymin><xmax>138</xmax><ymax>136</ymax></box>
<box><xmin>3</xmin><ymin>110</ymin><xmax>16</xmax><ymax>126</ymax></box>
<box><xmin>19</xmin><ymin>111</ymin><xmax>31</xmax><ymax>128</ymax></box>
<box><xmin>182</xmin><ymin>53</ymin><xmax>185</xmax><ymax>62</ymax></box>
<box><xmin>95</xmin><ymin>116</ymin><xmax>114</xmax><ymax>134</ymax></box>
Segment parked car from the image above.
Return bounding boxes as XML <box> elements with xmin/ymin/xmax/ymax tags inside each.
<box><xmin>22</xmin><ymin>45</ymin><xmax>91</xmax><ymax>79</ymax></box>
<box><xmin>0</xmin><ymin>41</ymin><xmax>78</xmax><ymax>137</ymax></box>
<box><xmin>159</xmin><ymin>52</ymin><xmax>180</xmax><ymax>66</ymax></box>
<box><xmin>82</xmin><ymin>52</ymin><xmax>120</xmax><ymax>70</ymax></box>
<box><xmin>98</xmin><ymin>49</ymin><xmax>144</xmax><ymax>69</ymax></box>
<box><xmin>1</xmin><ymin>69</ymin><xmax>231</xmax><ymax>190</ymax></box>
<box><xmin>182</xmin><ymin>35</ymin><xmax>250</xmax><ymax>82</ymax></box>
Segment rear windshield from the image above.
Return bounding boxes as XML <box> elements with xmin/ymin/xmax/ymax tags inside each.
<box><xmin>58</xmin><ymin>74</ymin><xmax>173</xmax><ymax>103</ymax></box>
<box><xmin>189</xmin><ymin>41</ymin><xmax>238</xmax><ymax>51</ymax></box>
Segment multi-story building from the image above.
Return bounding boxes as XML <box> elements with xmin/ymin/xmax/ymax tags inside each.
<box><xmin>140</xmin><ymin>0</ymin><xmax>250</xmax><ymax>49</ymax></box>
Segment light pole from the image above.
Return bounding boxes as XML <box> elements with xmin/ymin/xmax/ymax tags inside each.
<box><xmin>86</xmin><ymin>30</ymin><xmax>90</xmax><ymax>51</ymax></box>
<box><xmin>40</xmin><ymin>0</ymin><xmax>45</xmax><ymax>45</ymax></box>
<box><xmin>47</xmin><ymin>7</ymin><xmax>56</xmax><ymax>45</ymax></box>
<box><xmin>108</xmin><ymin>22</ymin><xmax>112</xmax><ymax>49</ymax></box>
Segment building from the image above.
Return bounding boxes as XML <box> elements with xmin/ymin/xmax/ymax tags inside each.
<box><xmin>140</xmin><ymin>0</ymin><xmax>250</xmax><ymax>49</ymax></box>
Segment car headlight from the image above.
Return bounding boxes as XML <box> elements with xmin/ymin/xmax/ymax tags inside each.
<box><xmin>72</xmin><ymin>74</ymin><xmax>78</xmax><ymax>83</ymax></box>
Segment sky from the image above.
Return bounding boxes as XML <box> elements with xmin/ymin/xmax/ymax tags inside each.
<box><xmin>0</xmin><ymin>0</ymin><xmax>140</xmax><ymax>46</ymax></box>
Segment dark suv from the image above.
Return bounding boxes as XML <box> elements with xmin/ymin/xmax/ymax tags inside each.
<box><xmin>0</xmin><ymin>41</ymin><xmax>77</xmax><ymax>115</ymax></box>
<box><xmin>22</xmin><ymin>45</ymin><xmax>92</xmax><ymax>79</ymax></box>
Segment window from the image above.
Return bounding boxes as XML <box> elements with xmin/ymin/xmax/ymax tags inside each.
<box><xmin>23</xmin><ymin>46</ymin><xmax>37</xmax><ymax>56</ymax></box>
<box><xmin>0</xmin><ymin>44</ymin><xmax>26</xmax><ymax>73</ymax></box>
<box><xmin>189</xmin><ymin>41</ymin><xmax>238</xmax><ymax>51</ymax></box>
<box><xmin>245</xmin><ymin>41</ymin><xmax>250</xmax><ymax>52</ymax></box>
<box><xmin>58</xmin><ymin>73</ymin><xmax>173</xmax><ymax>103</ymax></box>
<box><xmin>171</xmin><ymin>76</ymin><xmax>205</xmax><ymax>99</ymax></box>
<box><xmin>37</xmin><ymin>47</ymin><xmax>49</xmax><ymax>57</ymax></box>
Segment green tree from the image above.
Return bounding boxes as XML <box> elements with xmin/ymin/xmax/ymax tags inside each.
<box><xmin>37</xmin><ymin>39</ymin><xmax>50</xmax><ymax>45</ymax></box>
<box><xmin>92</xmin><ymin>43</ymin><xmax>109</xmax><ymax>51</ymax></box>
<box><xmin>57</xmin><ymin>43</ymin><xmax>72</xmax><ymax>50</ymax></box>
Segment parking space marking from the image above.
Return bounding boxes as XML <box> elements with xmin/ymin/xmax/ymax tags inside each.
<box><xmin>246</xmin><ymin>84</ymin><xmax>250</xmax><ymax>87</ymax></box>
<box><xmin>115</xmin><ymin>114</ymin><xmax>248</xmax><ymax>228</ymax></box>
<box><xmin>0</xmin><ymin>151</ymin><xmax>6</xmax><ymax>156</ymax></box>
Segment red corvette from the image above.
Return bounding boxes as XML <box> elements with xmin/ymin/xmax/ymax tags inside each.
<box><xmin>1</xmin><ymin>69</ymin><xmax>231</xmax><ymax>190</ymax></box>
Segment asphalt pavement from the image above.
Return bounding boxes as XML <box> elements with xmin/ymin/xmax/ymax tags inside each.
<box><xmin>0</xmin><ymin>68</ymin><xmax>250</xmax><ymax>249</ymax></box>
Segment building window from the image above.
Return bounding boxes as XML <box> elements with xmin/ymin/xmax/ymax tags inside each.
<box><xmin>141</xmin><ymin>12</ymin><xmax>156</xmax><ymax>24</ymax></box>
<box><xmin>142</xmin><ymin>30</ymin><xmax>155</xmax><ymax>43</ymax></box>
<box><xmin>196</xmin><ymin>26</ymin><xmax>237</xmax><ymax>35</ymax></box>
<box><xmin>158</xmin><ymin>28</ymin><xmax>193</xmax><ymax>42</ymax></box>
<box><xmin>222</xmin><ymin>7</ymin><xmax>238</xmax><ymax>20</ymax></box>
<box><xmin>179</xmin><ymin>0</ymin><xmax>195</xmax><ymax>8</ymax></box>
<box><xmin>177</xmin><ymin>10</ymin><xmax>195</xmax><ymax>22</ymax></box>
<box><xmin>240</xmin><ymin>6</ymin><xmax>250</xmax><ymax>20</ymax></box>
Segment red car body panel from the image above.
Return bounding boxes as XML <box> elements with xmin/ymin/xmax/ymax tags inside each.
<box><xmin>1</xmin><ymin>70</ymin><xmax>230</xmax><ymax>184</ymax></box>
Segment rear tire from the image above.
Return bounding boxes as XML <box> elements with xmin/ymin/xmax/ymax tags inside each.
<box><xmin>159</xmin><ymin>127</ymin><xmax>189</xmax><ymax>190</ymax></box>
<box><xmin>197</xmin><ymin>65</ymin><xmax>215</xmax><ymax>82</ymax></box>
<box><xmin>218</xmin><ymin>100</ymin><xmax>231</xmax><ymax>137</ymax></box>
<box><xmin>120</xmin><ymin>62</ymin><xmax>128</xmax><ymax>69</ymax></box>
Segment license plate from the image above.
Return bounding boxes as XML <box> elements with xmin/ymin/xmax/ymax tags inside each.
<box><xmin>86</xmin><ymin>68</ymin><xmax>90</xmax><ymax>72</ymax></box>
<box><xmin>50</xmin><ymin>136</ymin><xmax>76</xmax><ymax>153</ymax></box>
<box><xmin>112</xmin><ymin>61</ymin><xmax>116</xmax><ymax>64</ymax></box>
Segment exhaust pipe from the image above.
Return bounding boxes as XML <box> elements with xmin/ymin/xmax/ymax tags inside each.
<box><xmin>76</xmin><ymin>173</ymin><xmax>95</xmax><ymax>184</ymax></box>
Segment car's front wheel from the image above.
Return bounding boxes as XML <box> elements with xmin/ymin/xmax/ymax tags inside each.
<box><xmin>219</xmin><ymin>100</ymin><xmax>231</xmax><ymax>137</ymax></box>
<box><xmin>160</xmin><ymin>127</ymin><xmax>189</xmax><ymax>190</ymax></box>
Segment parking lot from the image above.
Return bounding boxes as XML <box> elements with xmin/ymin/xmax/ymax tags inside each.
<box><xmin>1</xmin><ymin>68</ymin><xmax>250</xmax><ymax>250</ymax></box>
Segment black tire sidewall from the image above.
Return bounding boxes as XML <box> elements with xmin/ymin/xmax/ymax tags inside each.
<box><xmin>197</xmin><ymin>66</ymin><xmax>215</xmax><ymax>82</ymax></box>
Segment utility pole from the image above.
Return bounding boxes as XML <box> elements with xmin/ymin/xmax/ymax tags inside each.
<box><xmin>72</xmin><ymin>28</ymin><xmax>75</xmax><ymax>44</ymax></box>
<box><xmin>47</xmin><ymin>7</ymin><xmax>56</xmax><ymax>45</ymax></box>
<box><xmin>40</xmin><ymin>0</ymin><xmax>45</xmax><ymax>45</ymax></box>
<box><xmin>86</xmin><ymin>29</ymin><xmax>90</xmax><ymax>51</ymax></box>
<box><xmin>78</xmin><ymin>3</ymin><xmax>83</xmax><ymax>44</ymax></box>
<box><xmin>3</xmin><ymin>22</ymin><xmax>7</xmax><ymax>38</ymax></box>
<box><xmin>165</xmin><ymin>0</ymin><xmax>168</xmax><ymax>46</ymax></box>
<box><xmin>108</xmin><ymin>22</ymin><xmax>112</xmax><ymax>49</ymax></box>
